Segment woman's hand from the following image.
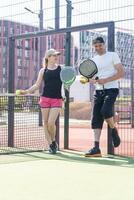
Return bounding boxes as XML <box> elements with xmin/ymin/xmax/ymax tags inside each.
<box><xmin>19</xmin><ymin>90</ymin><xmax>28</xmax><ymax>95</ymax></box>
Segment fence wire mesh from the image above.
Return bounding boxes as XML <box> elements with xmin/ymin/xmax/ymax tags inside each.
<box><xmin>0</xmin><ymin>0</ymin><xmax>134</xmax><ymax>156</ymax></box>
<box><xmin>0</xmin><ymin>95</ymin><xmax>47</xmax><ymax>154</ymax></box>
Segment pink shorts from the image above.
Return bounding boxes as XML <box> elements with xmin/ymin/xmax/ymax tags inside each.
<box><xmin>39</xmin><ymin>96</ymin><xmax>63</xmax><ymax>108</ymax></box>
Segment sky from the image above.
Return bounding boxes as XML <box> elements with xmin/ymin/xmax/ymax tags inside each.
<box><xmin>0</xmin><ymin>0</ymin><xmax>133</xmax><ymax>32</ymax></box>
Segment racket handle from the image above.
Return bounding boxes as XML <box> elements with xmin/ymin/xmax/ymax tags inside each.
<box><xmin>95</xmin><ymin>77</ymin><xmax>104</xmax><ymax>89</ymax></box>
<box><xmin>95</xmin><ymin>77</ymin><xmax>99</xmax><ymax>80</ymax></box>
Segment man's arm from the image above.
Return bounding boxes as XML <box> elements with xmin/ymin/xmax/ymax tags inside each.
<box><xmin>97</xmin><ymin>63</ymin><xmax>125</xmax><ymax>85</ymax></box>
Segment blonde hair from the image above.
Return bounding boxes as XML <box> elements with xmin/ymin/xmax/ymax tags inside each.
<box><xmin>42</xmin><ymin>57</ymin><xmax>48</xmax><ymax>68</ymax></box>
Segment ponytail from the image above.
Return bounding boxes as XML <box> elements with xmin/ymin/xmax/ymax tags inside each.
<box><xmin>42</xmin><ymin>57</ymin><xmax>48</xmax><ymax>68</ymax></box>
<box><xmin>45</xmin><ymin>58</ymin><xmax>48</xmax><ymax>68</ymax></box>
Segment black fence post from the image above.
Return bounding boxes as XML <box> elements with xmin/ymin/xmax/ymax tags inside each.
<box><xmin>107</xmin><ymin>22</ymin><xmax>115</xmax><ymax>155</ymax></box>
<box><xmin>55</xmin><ymin>115</ymin><xmax>60</xmax><ymax>149</ymax></box>
<box><xmin>8</xmin><ymin>37</ymin><xmax>15</xmax><ymax>147</ymax></box>
<box><xmin>55</xmin><ymin>0</ymin><xmax>60</xmax><ymax>30</ymax></box>
<box><xmin>55</xmin><ymin>0</ymin><xmax>60</xmax><ymax>147</ymax></box>
<box><xmin>64</xmin><ymin>0</ymin><xmax>72</xmax><ymax>149</ymax></box>
<box><xmin>131</xmin><ymin>69</ymin><xmax>134</xmax><ymax>128</ymax></box>
<box><xmin>38</xmin><ymin>0</ymin><xmax>44</xmax><ymax>127</ymax></box>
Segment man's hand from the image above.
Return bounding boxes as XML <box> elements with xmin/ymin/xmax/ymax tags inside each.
<box><xmin>97</xmin><ymin>78</ymin><xmax>108</xmax><ymax>85</ymax></box>
<box><xmin>89</xmin><ymin>79</ymin><xmax>98</xmax><ymax>84</ymax></box>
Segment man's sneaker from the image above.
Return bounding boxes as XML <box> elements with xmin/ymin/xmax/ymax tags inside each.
<box><xmin>49</xmin><ymin>143</ymin><xmax>56</xmax><ymax>154</ymax></box>
<box><xmin>85</xmin><ymin>147</ymin><xmax>102</xmax><ymax>157</ymax></box>
<box><xmin>52</xmin><ymin>141</ymin><xmax>58</xmax><ymax>151</ymax></box>
<box><xmin>111</xmin><ymin>127</ymin><xmax>121</xmax><ymax>148</ymax></box>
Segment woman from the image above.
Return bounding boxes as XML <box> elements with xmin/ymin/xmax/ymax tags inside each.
<box><xmin>20</xmin><ymin>49</ymin><xmax>63</xmax><ymax>154</ymax></box>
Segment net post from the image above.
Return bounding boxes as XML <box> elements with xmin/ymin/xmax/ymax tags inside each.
<box><xmin>39</xmin><ymin>108</ymin><xmax>43</xmax><ymax>126</ymax></box>
<box><xmin>8</xmin><ymin>37</ymin><xmax>15</xmax><ymax>147</ymax></box>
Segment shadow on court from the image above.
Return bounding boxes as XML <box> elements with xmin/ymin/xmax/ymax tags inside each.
<box><xmin>0</xmin><ymin>150</ymin><xmax>134</xmax><ymax>168</ymax></box>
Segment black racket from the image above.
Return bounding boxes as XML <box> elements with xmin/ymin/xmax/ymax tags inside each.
<box><xmin>79</xmin><ymin>59</ymin><xmax>98</xmax><ymax>80</ymax></box>
<box><xmin>79</xmin><ymin>59</ymin><xmax>105</xmax><ymax>89</ymax></box>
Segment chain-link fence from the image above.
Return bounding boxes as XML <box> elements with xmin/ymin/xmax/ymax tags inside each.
<box><xmin>0</xmin><ymin>0</ymin><xmax>134</xmax><ymax>156</ymax></box>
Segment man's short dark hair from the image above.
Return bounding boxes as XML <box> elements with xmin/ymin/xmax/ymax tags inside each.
<box><xmin>92</xmin><ymin>37</ymin><xmax>105</xmax><ymax>44</ymax></box>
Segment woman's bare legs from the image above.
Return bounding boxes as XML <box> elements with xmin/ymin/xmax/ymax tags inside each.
<box><xmin>47</xmin><ymin>108</ymin><xmax>61</xmax><ymax>142</ymax></box>
<box><xmin>41</xmin><ymin>108</ymin><xmax>52</xmax><ymax>145</ymax></box>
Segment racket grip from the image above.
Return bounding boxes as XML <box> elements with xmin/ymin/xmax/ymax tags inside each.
<box><xmin>95</xmin><ymin>77</ymin><xmax>99</xmax><ymax>80</ymax></box>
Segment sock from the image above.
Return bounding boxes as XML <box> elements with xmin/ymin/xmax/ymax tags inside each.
<box><xmin>94</xmin><ymin>141</ymin><xmax>99</xmax><ymax>148</ymax></box>
<box><xmin>94</xmin><ymin>129</ymin><xmax>101</xmax><ymax>141</ymax></box>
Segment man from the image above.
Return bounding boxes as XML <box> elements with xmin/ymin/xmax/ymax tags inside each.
<box><xmin>80</xmin><ymin>37</ymin><xmax>124</xmax><ymax>157</ymax></box>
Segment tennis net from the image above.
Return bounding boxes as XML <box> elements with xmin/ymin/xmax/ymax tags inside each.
<box><xmin>0</xmin><ymin>94</ymin><xmax>47</xmax><ymax>154</ymax></box>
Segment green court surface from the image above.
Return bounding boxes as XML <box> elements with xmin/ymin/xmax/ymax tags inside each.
<box><xmin>0</xmin><ymin>151</ymin><xmax>134</xmax><ymax>200</ymax></box>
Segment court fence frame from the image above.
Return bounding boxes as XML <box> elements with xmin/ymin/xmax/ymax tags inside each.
<box><xmin>8</xmin><ymin>21</ymin><xmax>115</xmax><ymax>154</ymax></box>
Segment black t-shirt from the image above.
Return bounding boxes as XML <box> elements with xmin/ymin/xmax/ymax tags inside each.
<box><xmin>42</xmin><ymin>66</ymin><xmax>62</xmax><ymax>98</ymax></box>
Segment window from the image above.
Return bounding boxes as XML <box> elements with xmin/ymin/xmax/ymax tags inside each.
<box><xmin>3</xmin><ymin>68</ymin><xmax>6</xmax><ymax>75</ymax></box>
<box><xmin>25</xmin><ymin>50</ymin><xmax>30</xmax><ymax>58</ymax></box>
<box><xmin>16</xmin><ymin>27</ymin><xmax>20</xmax><ymax>34</ymax></box>
<box><xmin>25</xmin><ymin>40</ymin><xmax>30</xmax><ymax>48</ymax></box>
<box><xmin>16</xmin><ymin>40</ymin><xmax>22</xmax><ymax>47</ymax></box>
<box><xmin>10</xmin><ymin>27</ymin><xmax>14</xmax><ymax>35</ymax></box>
<box><xmin>3</xmin><ymin>26</ymin><xmax>6</xmax><ymax>33</ymax></box>
<box><xmin>3</xmin><ymin>47</ymin><xmax>7</xmax><ymax>54</ymax></box>
<box><xmin>17</xmin><ymin>59</ymin><xmax>22</xmax><ymax>67</ymax></box>
<box><xmin>25</xmin><ymin>59</ymin><xmax>30</xmax><ymax>67</ymax></box>
<box><xmin>3</xmin><ymin>38</ymin><xmax>8</xmax><ymax>45</ymax></box>
<box><xmin>17</xmin><ymin>49</ymin><xmax>22</xmax><ymax>57</ymax></box>
<box><xmin>2</xmin><ymin>57</ymin><xmax>7</xmax><ymax>65</ymax></box>
<box><xmin>3</xmin><ymin>78</ymin><xmax>6</xmax><ymax>84</ymax></box>
<box><xmin>18</xmin><ymin>69</ymin><xmax>22</xmax><ymax>77</ymax></box>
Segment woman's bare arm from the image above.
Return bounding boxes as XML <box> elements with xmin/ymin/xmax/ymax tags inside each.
<box><xmin>25</xmin><ymin>68</ymin><xmax>45</xmax><ymax>94</ymax></box>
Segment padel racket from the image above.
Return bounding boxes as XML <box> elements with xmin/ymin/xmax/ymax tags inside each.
<box><xmin>79</xmin><ymin>59</ymin><xmax>98</xmax><ymax>80</ymax></box>
<box><xmin>79</xmin><ymin>59</ymin><xmax>105</xmax><ymax>89</ymax></box>
<box><xmin>60</xmin><ymin>66</ymin><xmax>76</xmax><ymax>90</ymax></box>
